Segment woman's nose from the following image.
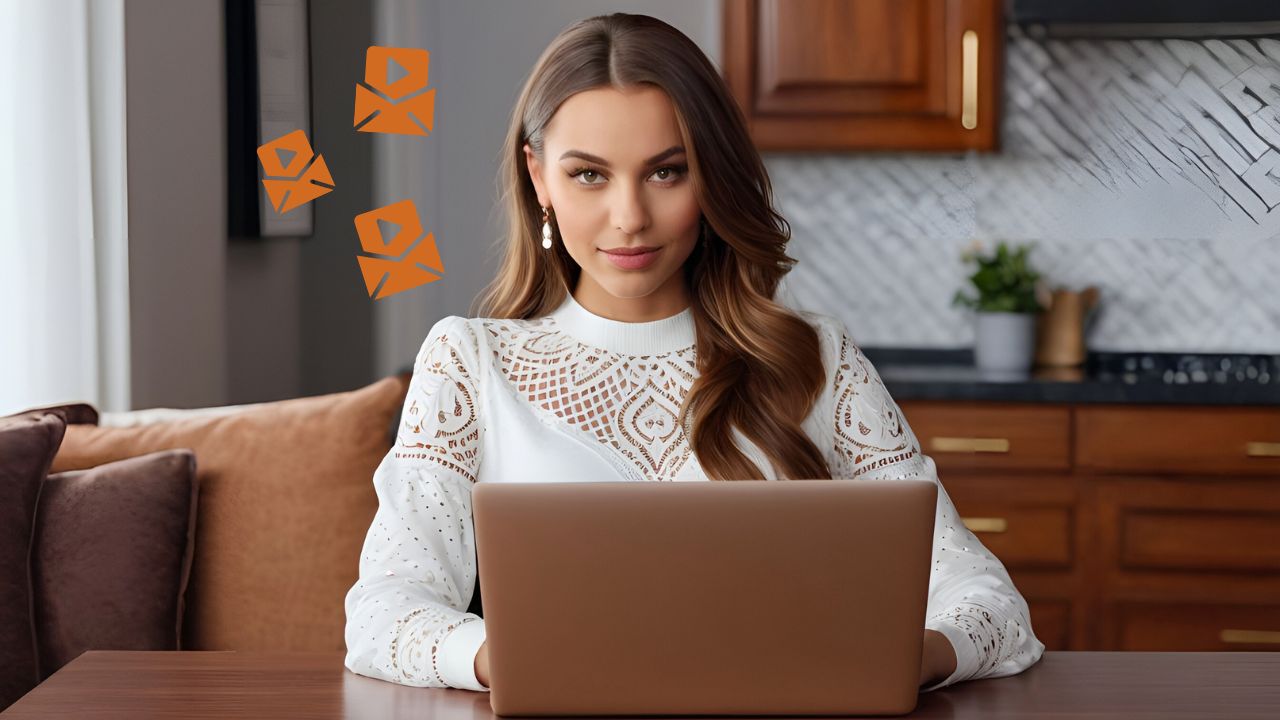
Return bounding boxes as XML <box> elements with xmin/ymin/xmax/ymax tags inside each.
<box><xmin>610</xmin><ymin>182</ymin><xmax>650</xmax><ymax>235</ymax></box>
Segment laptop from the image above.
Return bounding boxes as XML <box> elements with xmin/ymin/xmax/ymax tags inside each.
<box><xmin>471</xmin><ymin>479</ymin><xmax>939</xmax><ymax>717</ymax></box>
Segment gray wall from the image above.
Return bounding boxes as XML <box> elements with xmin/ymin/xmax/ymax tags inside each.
<box><xmin>125</xmin><ymin>0</ymin><xmax>227</xmax><ymax>408</ymax></box>
<box><xmin>225</xmin><ymin>239</ymin><xmax>302</xmax><ymax>402</ymax></box>
<box><xmin>299</xmin><ymin>0</ymin><xmax>376</xmax><ymax>396</ymax></box>
<box><xmin>227</xmin><ymin>0</ymin><xmax>376</xmax><ymax>404</ymax></box>
<box><xmin>128</xmin><ymin>0</ymin><xmax>376</xmax><ymax>408</ymax></box>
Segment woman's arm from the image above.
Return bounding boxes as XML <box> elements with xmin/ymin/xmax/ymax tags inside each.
<box><xmin>826</xmin><ymin>323</ymin><xmax>1046</xmax><ymax>692</ymax></box>
<box><xmin>344</xmin><ymin>316</ymin><xmax>491</xmax><ymax>691</ymax></box>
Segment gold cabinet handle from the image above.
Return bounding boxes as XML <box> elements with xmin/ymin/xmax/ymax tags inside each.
<box><xmin>930</xmin><ymin>437</ymin><xmax>1010</xmax><ymax>453</ymax></box>
<box><xmin>962</xmin><ymin>517</ymin><xmax>1008</xmax><ymax>533</ymax></box>
<box><xmin>1220</xmin><ymin>629</ymin><xmax>1280</xmax><ymax>644</ymax></box>
<box><xmin>1245</xmin><ymin>442</ymin><xmax>1280</xmax><ymax>458</ymax></box>
<box><xmin>961</xmin><ymin>29</ymin><xmax>978</xmax><ymax>130</ymax></box>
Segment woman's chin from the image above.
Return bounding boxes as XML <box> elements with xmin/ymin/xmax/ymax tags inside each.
<box><xmin>590</xmin><ymin>274</ymin><xmax>671</xmax><ymax>301</ymax></box>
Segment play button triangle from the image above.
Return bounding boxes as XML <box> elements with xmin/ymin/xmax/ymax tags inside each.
<box><xmin>376</xmin><ymin>218</ymin><xmax>401</xmax><ymax>245</ymax></box>
<box><xmin>386</xmin><ymin>56</ymin><xmax>410</xmax><ymax>85</ymax></box>
<box><xmin>274</xmin><ymin>147</ymin><xmax>297</xmax><ymax>169</ymax></box>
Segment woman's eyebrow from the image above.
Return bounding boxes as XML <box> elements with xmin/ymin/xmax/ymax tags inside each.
<box><xmin>558</xmin><ymin>145</ymin><xmax>685</xmax><ymax>168</ymax></box>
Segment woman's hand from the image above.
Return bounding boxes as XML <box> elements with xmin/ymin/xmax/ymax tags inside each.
<box><xmin>918</xmin><ymin>629</ymin><xmax>957</xmax><ymax>689</ymax></box>
<box><xmin>475</xmin><ymin>640</ymin><xmax>491</xmax><ymax>688</ymax></box>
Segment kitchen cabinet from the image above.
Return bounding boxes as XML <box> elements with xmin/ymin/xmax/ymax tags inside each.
<box><xmin>721</xmin><ymin>0</ymin><xmax>1003</xmax><ymax>151</ymax></box>
<box><xmin>1075</xmin><ymin>406</ymin><xmax>1280</xmax><ymax>475</ymax></box>
<box><xmin>898</xmin><ymin>400</ymin><xmax>1280</xmax><ymax>652</ymax></box>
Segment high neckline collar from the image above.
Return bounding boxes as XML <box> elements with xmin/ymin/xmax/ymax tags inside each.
<box><xmin>549</xmin><ymin>292</ymin><xmax>696</xmax><ymax>355</ymax></box>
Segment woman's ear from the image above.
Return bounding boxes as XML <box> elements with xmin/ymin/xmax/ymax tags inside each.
<box><xmin>524</xmin><ymin>143</ymin><xmax>548</xmax><ymax>207</ymax></box>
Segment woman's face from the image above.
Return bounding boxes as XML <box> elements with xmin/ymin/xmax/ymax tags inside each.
<box><xmin>525</xmin><ymin>85</ymin><xmax>702</xmax><ymax>319</ymax></box>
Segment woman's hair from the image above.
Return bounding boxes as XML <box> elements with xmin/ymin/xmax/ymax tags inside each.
<box><xmin>474</xmin><ymin>12</ymin><xmax>832</xmax><ymax>481</ymax></box>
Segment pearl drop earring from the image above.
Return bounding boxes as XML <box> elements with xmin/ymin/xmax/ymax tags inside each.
<box><xmin>541</xmin><ymin>206</ymin><xmax>553</xmax><ymax>249</ymax></box>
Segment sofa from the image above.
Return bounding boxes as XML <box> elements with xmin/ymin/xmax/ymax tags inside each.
<box><xmin>0</xmin><ymin>372</ymin><xmax>414</xmax><ymax>710</ymax></box>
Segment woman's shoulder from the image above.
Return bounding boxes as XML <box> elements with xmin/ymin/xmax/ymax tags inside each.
<box><xmin>420</xmin><ymin>313</ymin><xmax>559</xmax><ymax>359</ymax></box>
<box><xmin>412</xmin><ymin>316</ymin><xmax>491</xmax><ymax>378</ymax></box>
<box><xmin>792</xmin><ymin>307</ymin><xmax>853</xmax><ymax>353</ymax></box>
<box><xmin>421</xmin><ymin>314</ymin><xmax>482</xmax><ymax>350</ymax></box>
<box><xmin>789</xmin><ymin>308</ymin><xmax>874</xmax><ymax>391</ymax></box>
<box><xmin>467</xmin><ymin>313</ymin><xmax>560</xmax><ymax>346</ymax></box>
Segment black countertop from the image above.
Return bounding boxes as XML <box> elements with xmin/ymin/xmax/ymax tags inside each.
<box><xmin>861</xmin><ymin>347</ymin><xmax>1280</xmax><ymax>406</ymax></box>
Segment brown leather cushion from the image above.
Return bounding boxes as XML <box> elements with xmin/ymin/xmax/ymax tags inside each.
<box><xmin>0</xmin><ymin>410</ymin><xmax>67</xmax><ymax>710</ymax></box>
<box><xmin>51</xmin><ymin>375</ymin><xmax>410</xmax><ymax>652</ymax></box>
<box><xmin>33</xmin><ymin>449</ymin><xmax>198</xmax><ymax>679</ymax></box>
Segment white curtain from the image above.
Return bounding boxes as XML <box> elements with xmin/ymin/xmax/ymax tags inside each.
<box><xmin>0</xmin><ymin>0</ymin><xmax>130</xmax><ymax>416</ymax></box>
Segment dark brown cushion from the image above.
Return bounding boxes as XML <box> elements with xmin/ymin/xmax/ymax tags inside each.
<box><xmin>0</xmin><ymin>410</ymin><xmax>67</xmax><ymax>710</ymax></box>
<box><xmin>31</xmin><ymin>449</ymin><xmax>198</xmax><ymax>679</ymax></box>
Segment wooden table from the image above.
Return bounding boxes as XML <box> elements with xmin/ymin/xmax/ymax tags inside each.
<box><xmin>3</xmin><ymin>651</ymin><xmax>1278</xmax><ymax>719</ymax></box>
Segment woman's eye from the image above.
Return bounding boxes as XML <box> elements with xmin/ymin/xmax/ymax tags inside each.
<box><xmin>569</xmin><ymin>165</ymin><xmax>686</xmax><ymax>187</ymax></box>
<box><xmin>652</xmin><ymin>165</ymin><xmax>687</xmax><ymax>183</ymax></box>
<box><xmin>570</xmin><ymin>167</ymin><xmax>599</xmax><ymax>184</ymax></box>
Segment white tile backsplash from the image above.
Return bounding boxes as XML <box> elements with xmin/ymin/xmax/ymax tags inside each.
<box><xmin>770</xmin><ymin>26</ymin><xmax>1280</xmax><ymax>353</ymax></box>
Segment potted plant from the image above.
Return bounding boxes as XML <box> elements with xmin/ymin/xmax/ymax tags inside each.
<box><xmin>952</xmin><ymin>240</ymin><xmax>1045</xmax><ymax>372</ymax></box>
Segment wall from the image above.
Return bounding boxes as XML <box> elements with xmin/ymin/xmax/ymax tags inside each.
<box><xmin>127</xmin><ymin>0</ymin><xmax>377</xmax><ymax>407</ymax></box>
<box><xmin>225</xmin><ymin>0</ymin><xmax>376</xmax><ymax>403</ymax></box>
<box><xmin>299</xmin><ymin>0</ymin><xmax>377</xmax><ymax>395</ymax></box>
<box><xmin>124</xmin><ymin>0</ymin><xmax>228</xmax><ymax>408</ymax></box>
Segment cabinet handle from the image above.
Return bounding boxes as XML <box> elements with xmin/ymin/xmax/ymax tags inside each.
<box><xmin>1245</xmin><ymin>442</ymin><xmax>1280</xmax><ymax>457</ymax></box>
<box><xmin>930</xmin><ymin>436</ymin><xmax>1010</xmax><ymax>453</ymax></box>
<box><xmin>1220</xmin><ymin>629</ymin><xmax>1280</xmax><ymax>644</ymax></box>
<box><xmin>961</xmin><ymin>30</ymin><xmax>978</xmax><ymax>130</ymax></box>
<box><xmin>962</xmin><ymin>516</ymin><xmax>1008</xmax><ymax>533</ymax></box>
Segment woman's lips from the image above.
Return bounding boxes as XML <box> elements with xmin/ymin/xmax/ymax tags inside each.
<box><xmin>600</xmin><ymin>246</ymin><xmax>662</xmax><ymax>270</ymax></box>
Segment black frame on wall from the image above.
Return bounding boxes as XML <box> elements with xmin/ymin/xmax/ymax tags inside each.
<box><xmin>225</xmin><ymin>0</ymin><xmax>316</xmax><ymax>239</ymax></box>
<box><xmin>226</xmin><ymin>0</ymin><xmax>261</xmax><ymax>239</ymax></box>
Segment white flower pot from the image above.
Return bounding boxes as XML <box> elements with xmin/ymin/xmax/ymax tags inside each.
<box><xmin>974</xmin><ymin>311</ymin><xmax>1036</xmax><ymax>372</ymax></box>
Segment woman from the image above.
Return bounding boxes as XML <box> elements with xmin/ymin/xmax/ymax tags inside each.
<box><xmin>344</xmin><ymin>12</ymin><xmax>1044</xmax><ymax>695</ymax></box>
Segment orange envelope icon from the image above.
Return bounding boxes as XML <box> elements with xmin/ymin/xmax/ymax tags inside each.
<box><xmin>355</xmin><ymin>199</ymin><xmax>444</xmax><ymax>300</ymax></box>
<box><xmin>354</xmin><ymin>46</ymin><xmax>436</xmax><ymax>136</ymax></box>
<box><xmin>256</xmin><ymin>129</ymin><xmax>335</xmax><ymax>213</ymax></box>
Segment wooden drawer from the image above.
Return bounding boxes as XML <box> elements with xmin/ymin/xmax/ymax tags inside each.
<box><xmin>898</xmin><ymin>402</ymin><xmax>1071</xmax><ymax>472</ymax></box>
<box><xmin>943</xmin><ymin>476</ymin><xmax>1076</xmax><ymax>570</ymax></box>
<box><xmin>1119</xmin><ymin>508</ymin><xmax>1280</xmax><ymax>573</ymax></box>
<box><xmin>1096</xmin><ymin>477</ymin><xmax>1280</xmax><ymax>574</ymax></box>
<box><xmin>1077</xmin><ymin>405</ymin><xmax>1280</xmax><ymax>475</ymax></box>
<box><xmin>1113</xmin><ymin>602</ymin><xmax>1280</xmax><ymax>651</ymax></box>
<box><xmin>958</xmin><ymin>505</ymin><xmax>1073</xmax><ymax>569</ymax></box>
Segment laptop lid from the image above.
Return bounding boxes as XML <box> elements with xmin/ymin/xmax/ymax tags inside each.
<box><xmin>473</xmin><ymin>479</ymin><xmax>938</xmax><ymax>716</ymax></box>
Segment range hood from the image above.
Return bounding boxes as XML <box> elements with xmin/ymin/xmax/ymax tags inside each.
<box><xmin>1012</xmin><ymin>0</ymin><xmax>1280</xmax><ymax>37</ymax></box>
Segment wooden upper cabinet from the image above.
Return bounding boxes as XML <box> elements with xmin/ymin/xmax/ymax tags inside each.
<box><xmin>722</xmin><ymin>0</ymin><xmax>1003</xmax><ymax>151</ymax></box>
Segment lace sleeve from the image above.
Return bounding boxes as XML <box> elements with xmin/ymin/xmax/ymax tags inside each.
<box><xmin>343</xmin><ymin>315</ymin><xmax>490</xmax><ymax>691</ymax></box>
<box><xmin>828</xmin><ymin>327</ymin><xmax>1045</xmax><ymax>692</ymax></box>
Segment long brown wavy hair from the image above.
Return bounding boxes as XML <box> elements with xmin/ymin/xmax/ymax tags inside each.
<box><xmin>474</xmin><ymin>12</ymin><xmax>833</xmax><ymax>482</ymax></box>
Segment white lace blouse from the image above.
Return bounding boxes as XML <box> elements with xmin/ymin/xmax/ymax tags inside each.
<box><xmin>343</xmin><ymin>292</ymin><xmax>1045</xmax><ymax>693</ymax></box>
